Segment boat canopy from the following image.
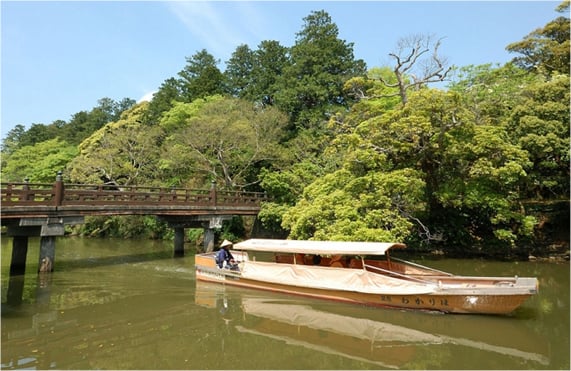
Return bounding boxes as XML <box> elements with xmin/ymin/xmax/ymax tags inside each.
<box><xmin>233</xmin><ymin>239</ymin><xmax>406</xmax><ymax>256</ymax></box>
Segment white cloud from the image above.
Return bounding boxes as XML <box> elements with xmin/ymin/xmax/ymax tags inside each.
<box><xmin>168</xmin><ymin>2</ymin><xmax>241</xmax><ymax>58</ymax></box>
<box><xmin>138</xmin><ymin>91</ymin><xmax>156</xmax><ymax>103</ymax></box>
<box><xmin>166</xmin><ymin>2</ymin><xmax>268</xmax><ymax>62</ymax></box>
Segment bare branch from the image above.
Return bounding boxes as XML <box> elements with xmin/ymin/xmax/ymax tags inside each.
<box><xmin>380</xmin><ymin>34</ymin><xmax>453</xmax><ymax>105</ymax></box>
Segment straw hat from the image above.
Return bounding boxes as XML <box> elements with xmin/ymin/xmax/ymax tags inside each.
<box><xmin>220</xmin><ymin>239</ymin><xmax>233</xmax><ymax>248</ymax></box>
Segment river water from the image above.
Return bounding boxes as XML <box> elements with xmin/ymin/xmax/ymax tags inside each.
<box><xmin>1</xmin><ymin>236</ymin><xmax>569</xmax><ymax>370</ymax></box>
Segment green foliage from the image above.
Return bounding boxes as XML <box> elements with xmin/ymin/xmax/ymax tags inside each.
<box><xmin>282</xmin><ymin>168</ymin><xmax>425</xmax><ymax>241</ymax></box>
<box><xmin>220</xmin><ymin>216</ymin><xmax>246</xmax><ymax>242</ymax></box>
<box><xmin>224</xmin><ymin>44</ymin><xmax>255</xmax><ymax>98</ymax></box>
<box><xmin>506</xmin><ymin>1</ymin><xmax>570</xmax><ymax>76</ymax></box>
<box><xmin>68</xmin><ymin>102</ymin><xmax>163</xmax><ymax>185</ymax></box>
<box><xmin>178</xmin><ymin>49</ymin><xmax>225</xmax><ymax>102</ymax></box>
<box><xmin>81</xmin><ymin>215</ymin><xmax>170</xmax><ymax>239</ymax></box>
<box><xmin>161</xmin><ymin>97</ymin><xmax>288</xmax><ymax>189</ymax></box>
<box><xmin>1</xmin><ymin>124</ymin><xmax>26</xmax><ymax>155</ymax></box>
<box><xmin>186</xmin><ymin>228</ymin><xmax>204</xmax><ymax>244</ymax></box>
<box><xmin>273</xmin><ymin>10</ymin><xmax>367</xmax><ymax>131</ymax></box>
<box><xmin>144</xmin><ymin>78</ymin><xmax>183</xmax><ymax>125</ymax></box>
<box><xmin>449</xmin><ymin>63</ymin><xmax>539</xmax><ymax>125</ymax></box>
<box><xmin>1</xmin><ymin>138</ymin><xmax>77</xmax><ymax>183</ymax></box>
<box><xmin>250</xmin><ymin>40</ymin><xmax>289</xmax><ymax>106</ymax></box>
<box><xmin>507</xmin><ymin>73</ymin><xmax>570</xmax><ymax>199</ymax></box>
<box><xmin>257</xmin><ymin>202</ymin><xmax>293</xmax><ymax>234</ymax></box>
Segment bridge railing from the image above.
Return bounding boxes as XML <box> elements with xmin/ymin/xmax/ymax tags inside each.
<box><xmin>1</xmin><ymin>182</ymin><xmax>56</xmax><ymax>205</ymax></box>
<box><xmin>1</xmin><ymin>181</ymin><xmax>269</xmax><ymax>208</ymax></box>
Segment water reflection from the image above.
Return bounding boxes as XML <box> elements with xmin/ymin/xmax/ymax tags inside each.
<box><xmin>1</xmin><ymin>237</ymin><xmax>567</xmax><ymax>369</ymax></box>
<box><xmin>195</xmin><ymin>282</ymin><xmax>550</xmax><ymax>369</ymax></box>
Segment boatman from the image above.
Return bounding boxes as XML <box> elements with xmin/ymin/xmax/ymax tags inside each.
<box><xmin>216</xmin><ymin>239</ymin><xmax>239</xmax><ymax>270</ymax></box>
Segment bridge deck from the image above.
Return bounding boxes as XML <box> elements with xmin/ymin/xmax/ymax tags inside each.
<box><xmin>1</xmin><ymin>181</ymin><xmax>268</xmax><ymax>221</ymax></box>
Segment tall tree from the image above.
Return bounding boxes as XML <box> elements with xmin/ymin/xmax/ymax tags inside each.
<box><xmin>1</xmin><ymin>124</ymin><xmax>26</xmax><ymax>155</ymax></box>
<box><xmin>144</xmin><ymin>77</ymin><xmax>183</xmax><ymax>125</ymax></box>
<box><xmin>178</xmin><ymin>49</ymin><xmax>225</xmax><ymax>102</ymax></box>
<box><xmin>274</xmin><ymin>10</ymin><xmax>366</xmax><ymax>131</ymax></box>
<box><xmin>58</xmin><ymin>97</ymin><xmax>135</xmax><ymax>145</ymax></box>
<box><xmin>251</xmin><ymin>40</ymin><xmax>290</xmax><ymax>106</ymax></box>
<box><xmin>506</xmin><ymin>1</ymin><xmax>570</xmax><ymax>76</ymax></box>
<box><xmin>224</xmin><ymin>44</ymin><xmax>255</xmax><ymax>98</ymax></box>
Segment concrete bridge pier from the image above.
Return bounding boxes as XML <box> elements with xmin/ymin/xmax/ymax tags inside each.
<box><xmin>9</xmin><ymin>236</ymin><xmax>30</xmax><ymax>276</ymax></box>
<box><xmin>38</xmin><ymin>236</ymin><xmax>56</xmax><ymax>272</ymax></box>
<box><xmin>160</xmin><ymin>215</ymin><xmax>233</xmax><ymax>256</ymax></box>
<box><xmin>6</xmin><ymin>235</ymin><xmax>31</xmax><ymax>306</ymax></box>
<box><xmin>204</xmin><ymin>228</ymin><xmax>216</xmax><ymax>253</ymax></box>
<box><xmin>16</xmin><ymin>217</ymin><xmax>84</xmax><ymax>273</ymax></box>
<box><xmin>174</xmin><ymin>228</ymin><xmax>185</xmax><ymax>257</ymax></box>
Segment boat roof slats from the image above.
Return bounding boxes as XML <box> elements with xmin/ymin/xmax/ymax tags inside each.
<box><xmin>233</xmin><ymin>239</ymin><xmax>406</xmax><ymax>256</ymax></box>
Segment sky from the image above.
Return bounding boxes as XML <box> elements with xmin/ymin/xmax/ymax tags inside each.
<box><xmin>0</xmin><ymin>1</ymin><xmax>562</xmax><ymax>140</ymax></box>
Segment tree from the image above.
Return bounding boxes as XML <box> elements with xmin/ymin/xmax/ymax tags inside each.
<box><xmin>224</xmin><ymin>44</ymin><xmax>255</xmax><ymax>98</ymax></box>
<box><xmin>144</xmin><ymin>77</ymin><xmax>183</xmax><ymax>125</ymax></box>
<box><xmin>380</xmin><ymin>34</ymin><xmax>452</xmax><ymax>105</ymax></box>
<box><xmin>161</xmin><ymin>97</ymin><xmax>288</xmax><ymax>189</ymax></box>
<box><xmin>1</xmin><ymin>138</ymin><xmax>77</xmax><ymax>183</ymax></box>
<box><xmin>506</xmin><ymin>1</ymin><xmax>570</xmax><ymax>76</ymax></box>
<box><xmin>178</xmin><ymin>49</ymin><xmax>225</xmax><ymax>102</ymax></box>
<box><xmin>282</xmin><ymin>165</ymin><xmax>426</xmax><ymax>242</ymax></box>
<box><xmin>58</xmin><ymin>97</ymin><xmax>135</xmax><ymax>145</ymax></box>
<box><xmin>15</xmin><ymin>123</ymin><xmax>53</xmax><ymax>148</ymax></box>
<box><xmin>68</xmin><ymin>102</ymin><xmax>163</xmax><ymax>185</ymax></box>
<box><xmin>507</xmin><ymin>74</ymin><xmax>570</xmax><ymax>199</ymax></box>
<box><xmin>1</xmin><ymin>124</ymin><xmax>26</xmax><ymax>155</ymax></box>
<box><xmin>448</xmin><ymin>63</ymin><xmax>539</xmax><ymax>126</ymax></box>
<box><xmin>274</xmin><ymin>10</ymin><xmax>366</xmax><ymax>131</ymax></box>
<box><xmin>251</xmin><ymin>40</ymin><xmax>289</xmax><ymax>106</ymax></box>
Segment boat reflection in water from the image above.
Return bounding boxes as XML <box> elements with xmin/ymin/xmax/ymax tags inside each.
<box><xmin>195</xmin><ymin>282</ymin><xmax>549</xmax><ymax>369</ymax></box>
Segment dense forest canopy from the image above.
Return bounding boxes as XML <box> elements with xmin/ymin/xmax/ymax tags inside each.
<box><xmin>1</xmin><ymin>6</ymin><xmax>569</xmax><ymax>257</ymax></box>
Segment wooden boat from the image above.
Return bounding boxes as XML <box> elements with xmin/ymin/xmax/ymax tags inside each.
<box><xmin>194</xmin><ymin>239</ymin><xmax>538</xmax><ymax>315</ymax></box>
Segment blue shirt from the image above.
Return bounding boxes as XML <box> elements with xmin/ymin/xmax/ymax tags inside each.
<box><xmin>216</xmin><ymin>248</ymin><xmax>233</xmax><ymax>268</ymax></box>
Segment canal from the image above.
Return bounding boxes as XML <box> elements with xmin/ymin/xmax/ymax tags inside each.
<box><xmin>1</xmin><ymin>237</ymin><xmax>569</xmax><ymax>369</ymax></box>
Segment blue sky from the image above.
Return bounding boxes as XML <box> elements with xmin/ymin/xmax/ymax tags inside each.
<box><xmin>0</xmin><ymin>1</ymin><xmax>561</xmax><ymax>140</ymax></box>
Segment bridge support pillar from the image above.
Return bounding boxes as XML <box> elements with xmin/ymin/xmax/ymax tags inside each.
<box><xmin>15</xmin><ymin>216</ymin><xmax>84</xmax><ymax>273</ymax></box>
<box><xmin>38</xmin><ymin>236</ymin><xmax>56</xmax><ymax>272</ymax></box>
<box><xmin>6</xmin><ymin>236</ymin><xmax>29</xmax><ymax>306</ymax></box>
<box><xmin>174</xmin><ymin>227</ymin><xmax>185</xmax><ymax>257</ymax></box>
<box><xmin>159</xmin><ymin>215</ymin><xmax>233</xmax><ymax>254</ymax></box>
<box><xmin>10</xmin><ymin>236</ymin><xmax>29</xmax><ymax>276</ymax></box>
<box><xmin>204</xmin><ymin>228</ymin><xmax>215</xmax><ymax>253</ymax></box>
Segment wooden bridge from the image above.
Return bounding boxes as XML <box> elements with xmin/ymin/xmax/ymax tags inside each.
<box><xmin>1</xmin><ymin>173</ymin><xmax>270</xmax><ymax>284</ymax></box>
<box><xmin>1</xmin><ymin>177</ymin><xmax>268</xmax><ymax>220</ymax></box>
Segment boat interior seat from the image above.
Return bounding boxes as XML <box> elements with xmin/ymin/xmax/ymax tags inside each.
<box><xmin>329</xmin><ymin>255</ymin><xmax>347</xmax><ymax>268</ymax></box>
<box><xmin>275</xmin><ymin>254</ymin><xmax>294</xmax><ymax>264</ymax></box>
<box><xmin>349</xmin><ymin>258</ymin><xmax>363</xmax><ymax>269</ymax></box>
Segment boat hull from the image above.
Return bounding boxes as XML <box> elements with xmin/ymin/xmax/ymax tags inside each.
<box><xmin>195</xmin><ymin>262</ymin><xmax>533</xmax><ymax>315</ymax></box>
